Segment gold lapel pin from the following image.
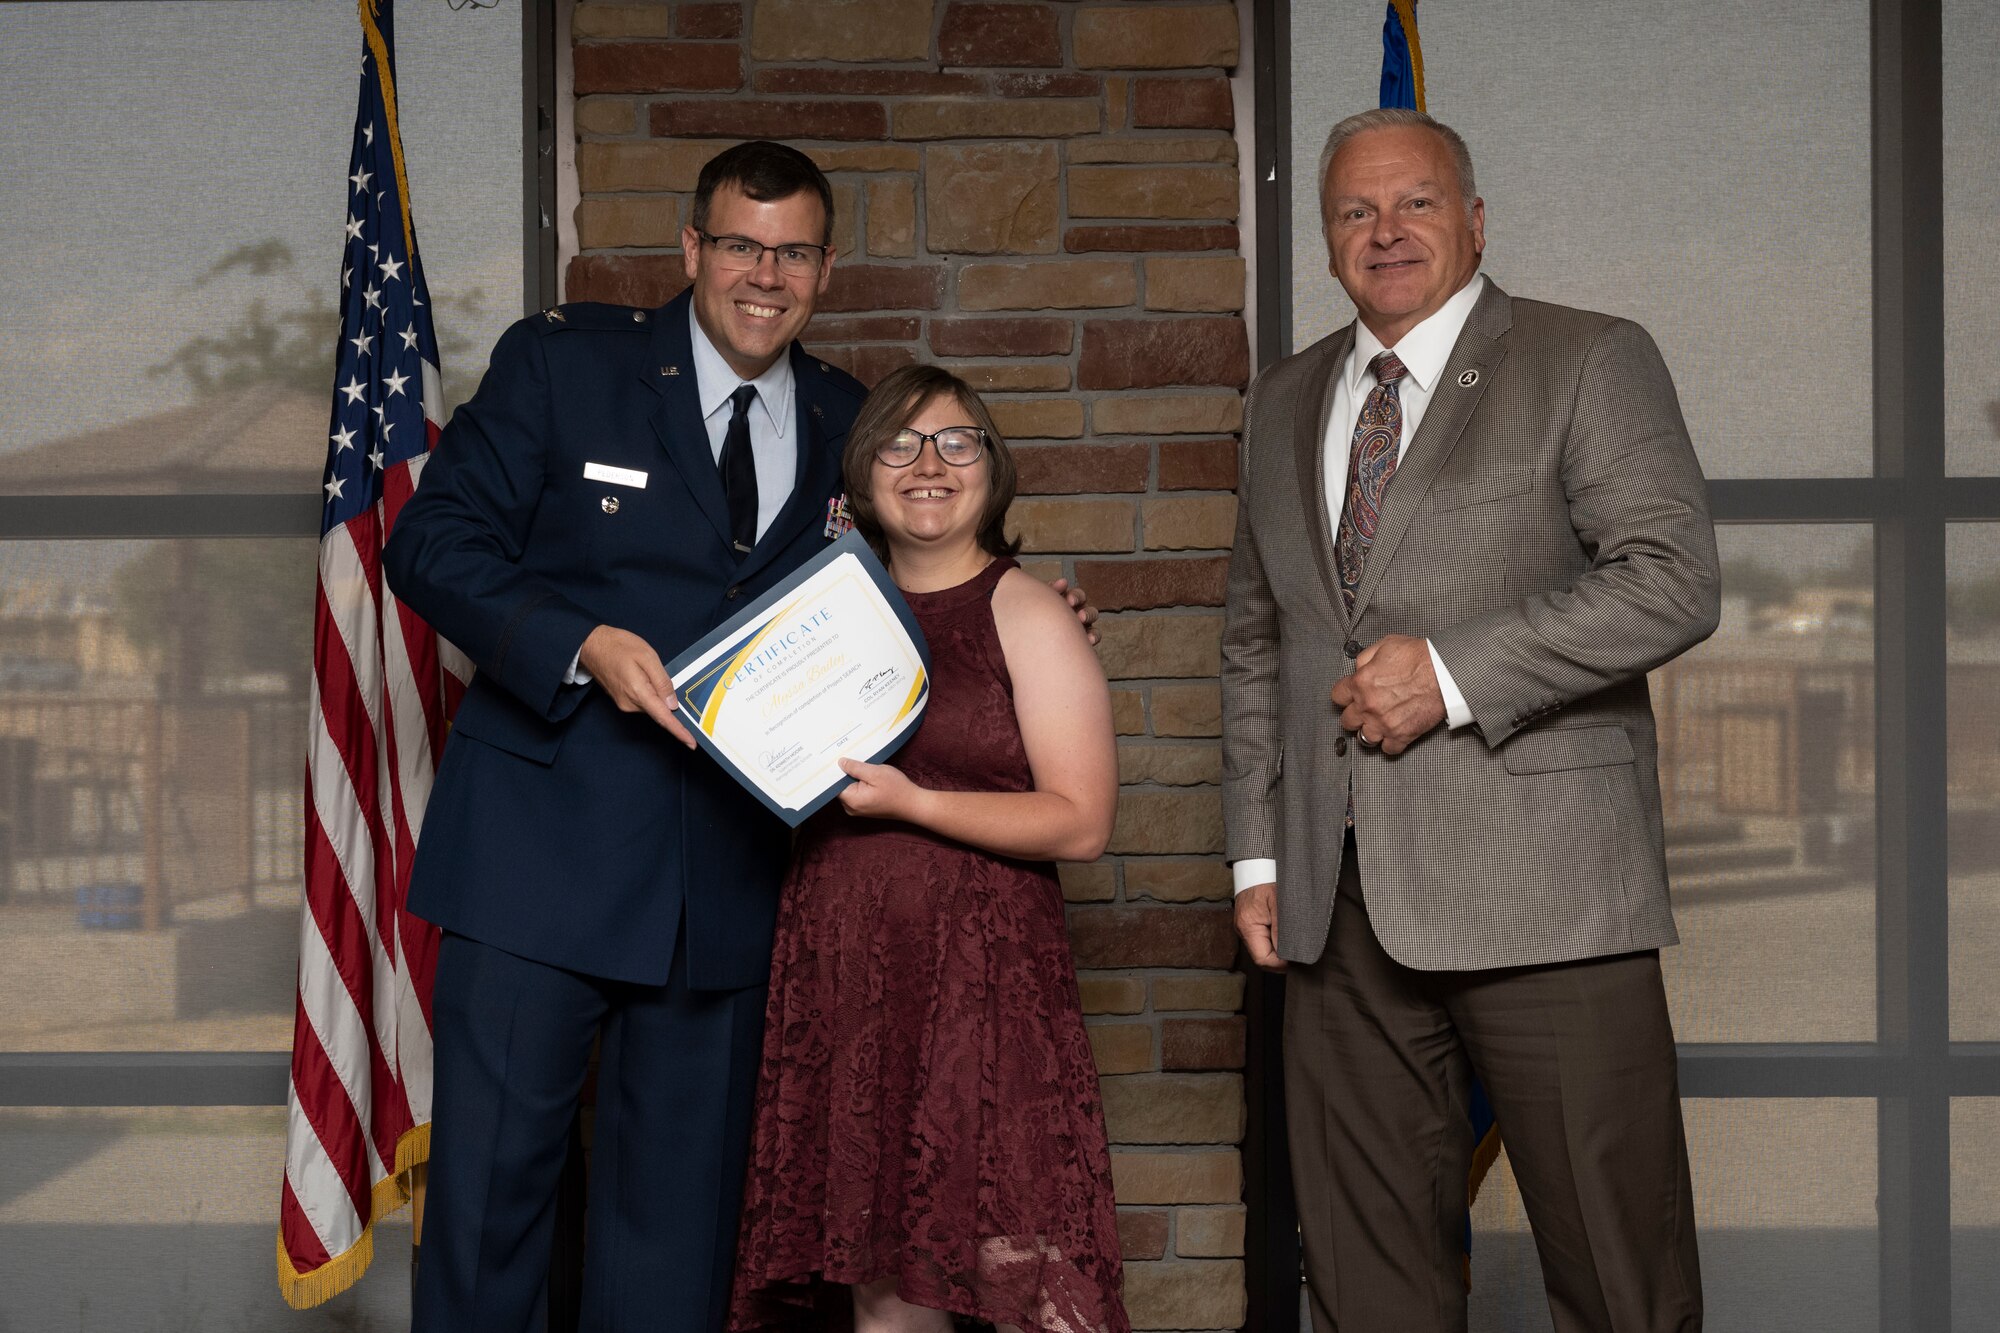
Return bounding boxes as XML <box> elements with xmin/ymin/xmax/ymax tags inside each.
<box><xmin>544</xmin><ymin>307</ymin><xmax>565</xmax><ymax>323</ymax></box>
<box><xmin>601</xmin><ymin>496</ymin><xmax>620</xmax><ymax>514</ymax></box>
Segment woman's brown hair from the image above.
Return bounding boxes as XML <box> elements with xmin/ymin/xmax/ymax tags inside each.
<box><xmin>840</xmin><ymin>364</ymin><xmax>1022</xmax><ymax>561</ymax></box>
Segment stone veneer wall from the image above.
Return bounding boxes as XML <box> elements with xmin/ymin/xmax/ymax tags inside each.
<box><xmin>564</xmin><ymin>3</ymin><xmax>1250</xmax><ymax>1326</ymax></box>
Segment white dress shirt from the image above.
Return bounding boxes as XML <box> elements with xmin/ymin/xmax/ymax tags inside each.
<box><xmin>565</xmin><ymin>310</ymin><xmax>801</xmax><ymax>687</ymax></box>
<box><xmin>1232</xmin><ymin>274</ymin><xmax>1485</xmax><ymax>895</ymax></box>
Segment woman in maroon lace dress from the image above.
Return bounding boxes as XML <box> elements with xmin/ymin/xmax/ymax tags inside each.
<box><xmin>728</xmin><ymin>366</ymin><xmax>1128</xmax><ymax>1333</ymax></box>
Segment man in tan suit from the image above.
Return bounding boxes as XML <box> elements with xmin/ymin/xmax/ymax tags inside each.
<box><xmin>1223</xmin><ymin>108</ymin><xmax>1718</xmax><ymax>1332</ymax></box>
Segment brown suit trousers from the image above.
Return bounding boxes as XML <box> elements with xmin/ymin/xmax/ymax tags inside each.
<box><xmin>1284</xmin><ymin>839</ymin><xmax>1703</xmax><ymax>1333</ymax></box>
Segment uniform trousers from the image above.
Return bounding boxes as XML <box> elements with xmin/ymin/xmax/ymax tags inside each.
<box><xmin>414</xmin><ymin>929</ymin><xmax>767</xmax><ymax>1333</ymax></box>
<box><xmin>1283</xmin><ymin>838</ymin><xmax>1702</xmax><ymax>1333</ymax></box>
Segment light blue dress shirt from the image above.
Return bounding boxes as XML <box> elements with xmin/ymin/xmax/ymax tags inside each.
<box><xmin>687</xmin><ymin>304</ymin><xmax>798</xmax><ymax>543</ymax></box>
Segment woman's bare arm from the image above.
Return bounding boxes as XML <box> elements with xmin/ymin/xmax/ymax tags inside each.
<box><xmin>837</xmin><ymin>568</ymin><xmax>1118</xmax><ymax>863</ymax></box>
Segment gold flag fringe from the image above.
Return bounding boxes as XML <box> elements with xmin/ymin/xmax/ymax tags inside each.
<box><xmin>358</xmin><ymin>0</ymin><xmax>418</xmax><ymax>262</ymax></box>
<box><xmin>1391</xmin><ymin>0</ymin><xmax>1427</xmax><ymax>113</ymax></box>
<box><xmin>278</xmin><ymin>1121</ymin><xmax>432</xmax><ymax>1308</ymax></box>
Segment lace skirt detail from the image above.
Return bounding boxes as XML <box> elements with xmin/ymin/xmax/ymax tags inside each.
<box><xmin>727</xmin><ymin>827</ymin><xmax>1128</xmax><ymax>1333</ymax></box>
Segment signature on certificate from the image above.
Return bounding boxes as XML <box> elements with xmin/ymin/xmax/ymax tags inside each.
<box><xmin>856</xmin><ymin>668</ymin><xmax>902</xmax><ymax>708</ymax></box>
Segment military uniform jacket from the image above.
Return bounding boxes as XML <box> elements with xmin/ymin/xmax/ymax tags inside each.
<box><xmin>384</xmin><ymin>290</ymin><xmax>866</xmax><ymax>989</ymax></box>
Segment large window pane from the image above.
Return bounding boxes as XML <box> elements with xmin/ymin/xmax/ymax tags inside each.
<box><xmin>1954</xmin><ymin>1099</ymin><xmax>2000</xmax><ymax>1331</ymax></box>
<box><xmin>1656</xmin><ymin>527</ymin><xmax>1876</xmax><ymax>1042</ymax></box>
<box><xmin>1945</xmin><ymin>2</ymin><xmax>2000</xmax><ymax>475</ymax></box>
<box><xmin>1949</xmin><ymin>524</ymin><xmax>2000</xmax><ymax>1039</ymax></box>
<box><xmin>0</xmin><ymin>1106</ymin><xmax>411</xmax><ymax>1329</ymax></box>
<box><xmin>1287</xmin><ymin>0</ymin><xmax>1872</xmax><ymax>478</ymax></box>
<box><xmin>0</xmin><ymin>1</ymin><xmax>522</xmax><ymax>492</ymax></box>
<box><xmin>1469</xmin><ymin>1100</ymin><xmax>1877</xmax><ymax>1332</ymax></box>
<box><xmin>0</xmin><ymin>539</ymin><xmax>314</xmax><ymax>1052</ymax></box>
<box><xmin>1684</xmin><ymin>1099</ymin><xmax>1877</xmax><ymax>1331</ymax></box>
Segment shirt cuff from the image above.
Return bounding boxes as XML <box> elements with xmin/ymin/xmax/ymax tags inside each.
<box><xmin>1231</xmin><ymin>858</ymin><xmax>1278</xmax><ymax>896</ymax></box>
<box><xmin>1427</xmin><ymin>639</ymin><xmax>1472</xmax><ymax>730</ymax></box>
<box><xmin>564</xmin><ymin>650</ymin><xmax>592</xmax><ymax>687</ymax></box>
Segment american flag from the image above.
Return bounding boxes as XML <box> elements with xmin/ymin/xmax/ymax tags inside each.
<box><xmin>279</xmin><ymin>0</ymin><xmax>470</xmax><ymax>1306</ymax></box>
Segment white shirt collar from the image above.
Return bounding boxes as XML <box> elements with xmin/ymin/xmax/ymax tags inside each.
<box><xmin>689</xmin><ymin>304</ymin><xmax>794</xmax><ymax>440</ymax></box>
<box><xmin>1347</xmin><ymin>272</ymin><xmax>1487</xmax><ymax>396</ymax></box>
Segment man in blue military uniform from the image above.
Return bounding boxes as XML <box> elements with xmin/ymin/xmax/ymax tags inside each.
<box><xmin>388</xmin><ymin>142</ymin><xmax>872</xmax><ymax>1331</ymax></box>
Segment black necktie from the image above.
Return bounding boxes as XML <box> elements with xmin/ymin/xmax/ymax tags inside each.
<box><xmin>721</xmin><ymin>384</ymin><xmax>759</xmax><ymax>556</ymax></box>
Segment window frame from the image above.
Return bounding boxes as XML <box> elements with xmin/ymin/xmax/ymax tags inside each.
<box><xmin>0</xmin><ymin>0</ymin><xmax>559</xmax><ymax>1108</ymax></box>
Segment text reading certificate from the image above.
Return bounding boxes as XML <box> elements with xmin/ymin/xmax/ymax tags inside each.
<box><xmin>666</xmin><ymin>531</ymin><xmax>930</xmax><ymax>827</ymax></box>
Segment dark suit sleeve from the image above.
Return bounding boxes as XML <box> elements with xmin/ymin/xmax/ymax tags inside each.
<box><xmin>384</xmin><ymin>319</ymin><xmax>601</xmax><ymax>721</ymax></box>
<box><xmin>1427</xmin><ymin>319</ymin><xmax>1721</xmax><ymax>745</ymax></box>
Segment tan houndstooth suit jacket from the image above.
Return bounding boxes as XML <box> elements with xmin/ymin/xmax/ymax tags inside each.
<box><xmin>1221</xmin><ymin>278</ymin><xmax>1722</xmax><ymax>971</ymax></box>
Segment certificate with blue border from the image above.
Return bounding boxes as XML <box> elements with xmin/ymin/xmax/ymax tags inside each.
<box><xmin>667</xmin><ymin>531</ymin><xmax>931</xmax><ymax>828</ymax></box>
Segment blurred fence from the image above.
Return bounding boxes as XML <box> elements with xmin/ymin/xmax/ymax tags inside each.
<box><xmin>0</xmin><ymin>692</ymin><xmax>304</xmax><ymax>924</ymax></box>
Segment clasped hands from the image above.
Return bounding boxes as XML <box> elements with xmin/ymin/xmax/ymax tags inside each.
<box><xmin>1235</xmin><ymin>633</ymin><xmax>1448</xmax><ymax>974</ymax></box>
<box><xmin>1330</xmin><ymin>632</ymin><xmax>1446</xmax><ymax>756</ymax></box>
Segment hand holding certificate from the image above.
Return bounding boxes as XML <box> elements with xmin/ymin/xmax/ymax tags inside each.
<box><xmin>666</xmin><ymin>531</ymin><xmax>930</xmax><ymax>827</ymax></box>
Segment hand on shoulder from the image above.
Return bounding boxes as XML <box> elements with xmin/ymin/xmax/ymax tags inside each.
<box><xmin>994</xmin><ymin>566</ymin><xmax>1098</xmax><ymax>650</ymax></box>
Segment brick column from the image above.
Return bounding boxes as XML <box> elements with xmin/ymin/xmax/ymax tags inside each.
<box><xmin>566</xmin><ymin>4</ymin><xmax>1250</xmax><ymax>1326</ymax></box>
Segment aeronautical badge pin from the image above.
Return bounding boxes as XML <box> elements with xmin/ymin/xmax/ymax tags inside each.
<box><xmin>824</xmin><ymin>493</ymin><xmax>854</xmax><ymax>539</ymax></box>
<box><xmin>543</xmin><ymin>307</ymin><xmax>565</xmax><ymax>323</ymax></box>
<box><xmin>1458</xmin><ymin>369</ymin><xmax>1479</xmax><ymax>388</ymax></box>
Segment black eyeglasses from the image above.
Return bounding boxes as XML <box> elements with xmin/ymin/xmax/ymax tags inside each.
<box><xmin>696</xmin><ymin>231</ymin><xmax>828</xmax><ymax>278</ymax></box>
<box><xmin>874</xmin><ymin>427</ymin><xmax>987</xmax><ymax>468</ymax></box>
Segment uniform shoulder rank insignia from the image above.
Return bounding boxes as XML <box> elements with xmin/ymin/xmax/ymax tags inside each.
<box><xmin>824</xmin><ymin>493</ymin><xmax>854</xmax><ymax>539</ymax></box>
<box><xmin>543</xmin><ymin>306</ymin><xmax>565</xmax><ymax>323</ymax></box>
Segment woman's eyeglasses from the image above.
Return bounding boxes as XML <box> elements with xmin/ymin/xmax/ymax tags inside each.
<box><xmin>874</xmin><ymin>427</ymin><xmax>987</xmax><ymax>468</ymax></box>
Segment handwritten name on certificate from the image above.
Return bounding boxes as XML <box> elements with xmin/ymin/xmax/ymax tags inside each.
<box><xmin>666</xmin><ymin>532</ymin><xmax>931</xmax><ymax>827</ymax></box>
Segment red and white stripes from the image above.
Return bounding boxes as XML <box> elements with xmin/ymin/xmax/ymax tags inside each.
<box><xmin>281</xmin><ymin>365</ymin><xmax>464</xmax><ymax>1306</ymax></box>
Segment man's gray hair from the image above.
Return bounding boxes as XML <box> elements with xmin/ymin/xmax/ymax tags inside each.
<box><xmin>1317</xmin><ymin>108</ymin><xmax>1478</xmax><ymax>218</ymax></box>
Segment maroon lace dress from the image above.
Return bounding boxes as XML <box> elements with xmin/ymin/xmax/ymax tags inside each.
<box><xmin>728</xmin><ymin>558</ymin><xmax>1128</xmax><ymax>1333</ymax></box>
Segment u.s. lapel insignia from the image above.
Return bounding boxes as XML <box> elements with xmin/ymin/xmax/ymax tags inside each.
<box><xmin>659</xmin><ymin>365</ymin><xmax>679</xmax><ymax>377</ymax></box>
<box><xmin>1458</xmin><ymin>369</ymin><xmax>1479</xmax><ymax>388</ymax></box>
<box><xmin>824</xmin><ymin>493</ymin><xmax>854</xmax><ymax>538</ymax></box>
